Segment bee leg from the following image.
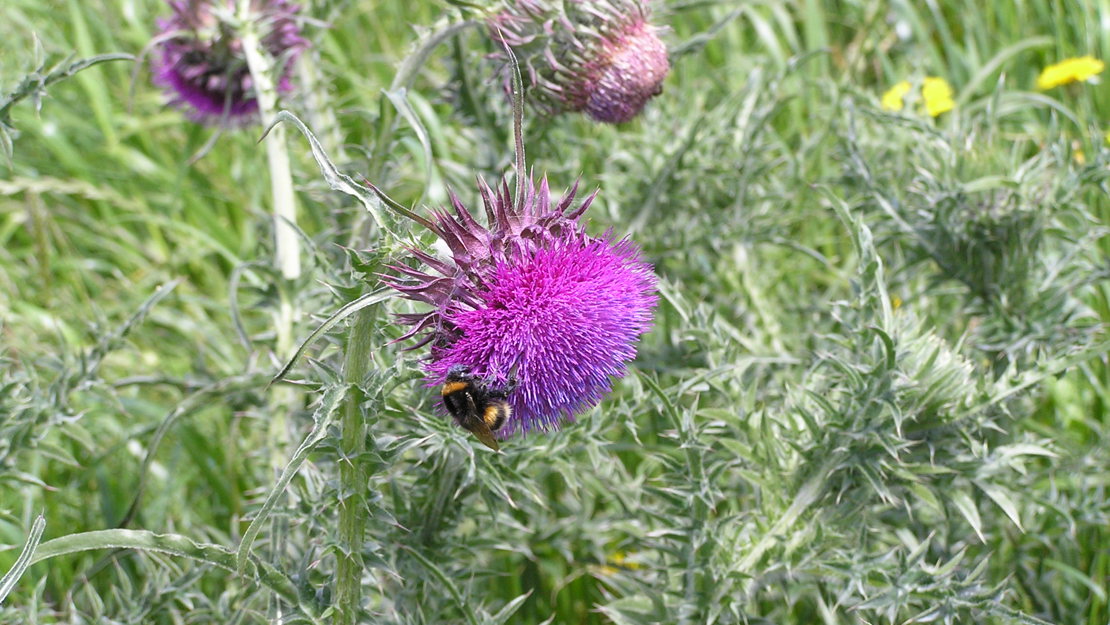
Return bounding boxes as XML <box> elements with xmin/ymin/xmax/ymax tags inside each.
<box><xmin>487</xmin><ymin>376</ymin><xmax>519</xmax><ymax>399</ymax></box>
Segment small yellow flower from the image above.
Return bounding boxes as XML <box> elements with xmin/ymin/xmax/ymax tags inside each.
<box><xmin>881</xmin><ymin>81</ymin><xmax>912</xmax><ymax>111</ymax></box>
<box><xmin>1105</xmin><ymin>129</ymin><xmax>1110</xmax><ymax>145</ymax></box>
<box><xmin>921</xmin><ymin>77</ymin><xmax>955</xmax><ymax>117</ymax></box>
<box><xmin>609</xmin><ymin>552</ymin><xmax>641</xmax><ymax>570</ymax></box>
<box><xmin>1071</xmin><ymin>139</ymin><xmax>1086</xmax><ymax>165</ymax></box>
<box><xmin>891</xmin><ymin>295</ymin><xmax>903</xmax><ymax>311</ymax></box>
<box><xmin>880</xmin><ymin>77</ymin><xmax>954</xmax><ymax>117</ymax></box>
<box><xmin>597</xmin><ymin>552</ymin><xmax>642</xmax><ymax>576</ymax></box>
<box><xmin>1037</xmin><ymin>56</ymin><xmax>1105</xmax><ymax>90</ymax></box>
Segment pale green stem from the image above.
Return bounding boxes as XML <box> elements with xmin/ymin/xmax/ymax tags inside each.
<box><xmin>679</xmin><ymin>433</ymin><xmax>709</xmax><ymax>625</ymax></box>
<box><xmin>238</xmin><ymin>1</ymin><xmax>300</xmax><ymax>443</ymax></box>
<box><xmin>335</xmin><ymin>308</ymin><xmax>376</xmax><ymax>624</ymax></box>
<box><xmin>238</xmin><ymin>8</ymin><xmax>301</xmax><ymax>622</ymax></box>
<box><xmin>239</xmin><ymin>3</ymin><xmax>301</xmax><ymax>281</ymax></box>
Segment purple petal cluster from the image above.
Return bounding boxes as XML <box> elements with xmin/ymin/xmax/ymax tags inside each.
<box><xmin>386</xmin><ymin>177</ymin><xmax>657</xmax><ymax>436</ymax></box>
<box><xmin>488</xmin><ymin>0</ymin><xmax>670</xmax><ymax>124</ymax></box>
<box><xmin>151</xmin><ymin>0</ymin><xmax>306</xmax><ymax>126</ymax></box>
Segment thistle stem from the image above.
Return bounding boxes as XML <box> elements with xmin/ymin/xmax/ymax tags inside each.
<box><xmin>239</xmin><ymin>0</ymin><xmax>301</xmax><ymax>451</ymax></box>
<box><xmin>238</xmin><ymin>9</ymin><xmax>301</xmax><ymax>622</ymax></box>
<box><xmin>239</xmin><ymin>2</ymin><xmax>301</xmax><ymax>281</ymax></box>
<box><xmin>334</xmin><ymin>308</ymin><xmax>376</xmax><ymax>624</ymax></box>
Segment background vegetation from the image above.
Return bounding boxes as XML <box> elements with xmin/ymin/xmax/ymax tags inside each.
<box><xmin>1</xmin><ymin>0</ymin><xmax>1108</xmax><ymax>623</ymax></box>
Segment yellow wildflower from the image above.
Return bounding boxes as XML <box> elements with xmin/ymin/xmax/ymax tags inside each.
<box><xmin>597</xmin><ymin>552</ymin><xmax>642</xmax><ymax>576</ymax></box>
<box><xmin>921</xmin><ymin>77</ymin><xmax>955</xmax><ymax>117</ymax></box>
<box><xmin>1036</xmin><ymin>56</ymin><xmax>1104</xmax><ymax>90</ymax></box>
<box><xmin>1071</xmin><ymin>139</ymin><xmax>1086</xmax><ymax>165</ymax></box>
<box><xmin>881</xmin><ymin>81</ymin><xmax>912</xmax><ymax>111</ymax></box>
<box><xmin>609</xmin><ymin>552</ymin><xmax>641</xmax><ymax>570</ymax></box>
<box><xmin>880</xmin><ymin>77</ymin><xmax>954</xmax><ymax>117</ymax></box>
<box><xmin>1105</xmin><ymin>129</ymin><xmax>1110</xmax><ymax>145</ymax></box>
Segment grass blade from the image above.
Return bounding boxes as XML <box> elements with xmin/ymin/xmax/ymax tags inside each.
<box><xmin>30</xmin><ymin>529</ymin><xmax>309</xmax><ymax>614</ymax></box>
<box><xmin>0</xmin><ymin>514</ymin><xmax>46</xmax><ymax>604</ymax></box>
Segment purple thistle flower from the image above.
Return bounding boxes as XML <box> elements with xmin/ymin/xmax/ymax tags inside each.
<box><xmin>385</xmin><ymin>176</ymin><xmax>657</xmax><ymax>437</ymax></box>
<box><xmin>488</xmin><ymin>0</ymin><xmax>670</xmax><ymax>124</ymax></box>
<box><xmin>151</xmin><ymin>0</ymin><xmax>307</xmax><ymax>126</ymax></box>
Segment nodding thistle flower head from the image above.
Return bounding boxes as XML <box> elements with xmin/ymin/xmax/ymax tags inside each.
<box><xmin>151</xmin><ymin>0</ymin><xmax>306</xmax><ymax>126</ymax></box>
<box><xmin>488</xmin><ymin>0</ymin><xmax>670</xmax><ymax>123</ymax></box>
<box><xmin>385</xmin><ymin>176</ymin><xmax>657</xmax><ymax>436</ymax></box>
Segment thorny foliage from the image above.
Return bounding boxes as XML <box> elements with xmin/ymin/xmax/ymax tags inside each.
<box><xmin>841</xmin><ymin>107</ymin><xmax>1107</xmax><ymax>372</ymax></box>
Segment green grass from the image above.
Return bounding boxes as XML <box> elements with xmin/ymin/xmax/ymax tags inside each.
<box><xmin>1</xmin><ymin>0</ymin><xmax>1109</xmax><ymax>623</ymax></box>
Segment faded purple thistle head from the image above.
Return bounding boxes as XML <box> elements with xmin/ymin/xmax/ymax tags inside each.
<box><xmin>151</xmin><ymin>0</ymin><xmax>306</xmax><ymax>126</ymax></box>
<box><xmin>385</xmin><ymin>177</ymin><xmax>657</xmax><ymax>436</ymax></box>
<box><xmin>488</xmin><ymin>0</ymin><xmax>670</xmax><ymax>123</ymax></box>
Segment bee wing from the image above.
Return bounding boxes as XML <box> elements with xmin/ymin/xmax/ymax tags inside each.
<box><xmin>467</xmin><ymin>420</ymin><xmax>501</xmax><ymax>452</ymax></box>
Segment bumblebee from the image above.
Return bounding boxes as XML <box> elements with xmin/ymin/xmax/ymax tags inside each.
<box><xmin>441</xmin><ymin>365</ymin><xmax>517</xmax><ymax>451</ymax></box>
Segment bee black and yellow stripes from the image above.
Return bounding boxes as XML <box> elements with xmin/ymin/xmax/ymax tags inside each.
<box><xmin>482</xmin><ymin>402</ymin><xmax>510</xmax><ymax>431</ymax></box>
<box><xmin>441</xmin><ymin>365</ymin><xmax>516</xmax><ymax>451</ymax></box>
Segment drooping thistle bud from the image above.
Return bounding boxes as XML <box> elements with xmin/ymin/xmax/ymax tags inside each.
<box><xmin>487</xmin><ymin>0</ymin><xmax>670</xmax><ymax>124</ymax></box>
<box><xmin>384</xmin><ymin>176</ymin><xmax>658</xmax><ymax>437</ymax></box>
<box><xmin>151</xmin><ymin>0</ymin><xmax>307</xmax><ymax>126</ymax></box>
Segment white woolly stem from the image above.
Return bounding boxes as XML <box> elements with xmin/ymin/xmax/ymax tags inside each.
<box><xmin>237</xmin><ymin>10</ymin><xmax>301</xmax><ymax>621</ymax></box>
<box><xmin>240</xmin><ymin>1</ymin><xmax>301</xmax><ymax>281</ymax></box>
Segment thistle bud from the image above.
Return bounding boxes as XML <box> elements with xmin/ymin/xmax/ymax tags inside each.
<box><xmin>488</xmin><ymin>0</ymin><xmax>669</xmax><ymax>123</ymax></box>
